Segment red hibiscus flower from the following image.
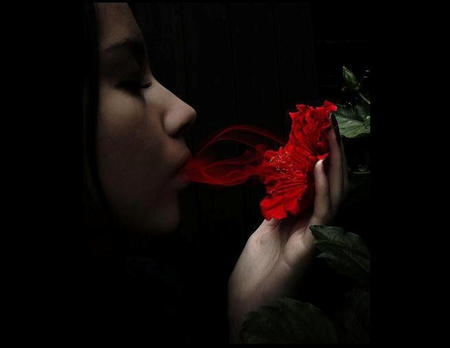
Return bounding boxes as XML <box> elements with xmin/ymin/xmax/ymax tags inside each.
<box><xmin>259</xmin><ymin>100</ymin><xmax>336</xmax><ymax>220</ymax></box>
<box><xmin>180</xmin><ymin>100</ymin><xmax>336</xmax><ymax>221</ymax></box>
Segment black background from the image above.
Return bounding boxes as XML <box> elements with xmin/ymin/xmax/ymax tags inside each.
<box><xmin>128</xmin><ymin>3</ymin><xmax>370</xmax><ymax>343</ymax></box>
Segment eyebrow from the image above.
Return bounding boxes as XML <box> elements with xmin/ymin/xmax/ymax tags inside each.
<box><xmin>101</xmin><ymin>38</ymin><xmax>148</xmax><ymax>74</ymax></box>
<box><xmin>103</xmin><ymin>38</ymin><xmax>146</xmax><ymax>56</ymax></box>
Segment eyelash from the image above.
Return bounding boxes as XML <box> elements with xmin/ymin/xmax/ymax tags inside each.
<box><xmin>119</xmin><ymin>80</ymin><xmax>152</xmax><ymax>91</ymax></box>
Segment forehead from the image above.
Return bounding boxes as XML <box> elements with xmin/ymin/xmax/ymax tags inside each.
<box><xmin>95</xmin><ymin>3</ymin><xmax>143</xmax><ymax>49</ymax></box>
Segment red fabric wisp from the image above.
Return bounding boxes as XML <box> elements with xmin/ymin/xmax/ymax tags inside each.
<box><xmin>181</xmin><ymin>125</ymin><xmax>285</xmax><ymax>186</ymax></box>
<box><xmin>180</xmin><ymin>101</ymin><xmax>337</xmax><ymax>220</ymax></box>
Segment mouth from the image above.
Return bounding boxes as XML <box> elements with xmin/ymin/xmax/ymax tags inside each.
<box><xmin>175</xmin><ymin>151</ymin><xmax>191</xmax><ymax>173</ymax></box>
<box><xmin>172</xmin><ymin>150</ymin><xmax>192</xmax><ymax>186</ymax></box>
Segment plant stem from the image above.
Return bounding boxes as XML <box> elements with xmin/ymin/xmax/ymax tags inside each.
<box><xmin>359</xmin><ymin>92</ymin><xmax>371</xmax><ymax>105</ymax></box>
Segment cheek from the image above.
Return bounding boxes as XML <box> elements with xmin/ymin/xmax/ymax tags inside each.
<box><xmin>96</xmin><ymin>89</ymin><xmax>171</xmax><ymax>228</ymax></box>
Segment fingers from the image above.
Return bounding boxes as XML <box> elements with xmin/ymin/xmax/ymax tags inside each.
<box><xmin>327</xmin><ymin>129</ymin><xmax>344</xmax><ymax>214</ymax></box>
<box><xmin>311</xmin><ymin>125</ymin><xmax>348</xmax><ymax>226</ymax></box>
<box><xmin>341</xmin><ymin>137</ymin><xmax>350</xmax><ymax>199</ymax></box>
<box><xmin>310</xmin><ymin>159</ymin><xmax>332</xmax><ymax>226</ymax></box>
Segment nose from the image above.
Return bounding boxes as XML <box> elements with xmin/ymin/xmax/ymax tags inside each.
<box><xmin>164</xmin><ymin>92</ymin><xmax>197</xmax><ymax>139</ymax></box>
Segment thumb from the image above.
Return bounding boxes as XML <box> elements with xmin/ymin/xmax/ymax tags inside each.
<box><xmin>309</xmin><ymin>159</ymin><xmax>332</xmax><ymax>226</ymax></box>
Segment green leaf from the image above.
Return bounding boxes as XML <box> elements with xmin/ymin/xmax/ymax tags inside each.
<box><xmin>354</xmin><ymin>103</ymin><xmax>370</xmax><ymax>120</ymax></box>
<box><xmin>310</xmin><ymin>225</ymin><xmax>370</xmax><ymax>285</ymax></box>
<box><xmin>343</xmin><ymin>66</ymin><xmax>360</xmax><ymax>92</ymax></box>
<box><xmin>334</xmin><ymin>103</ymin><xmax>362</xmax><ymax>121</ymax></box>
<box><xmin>240</xmin><ymin>297</ymin><xmax>339</xmax><ymax>344</ymax></box>
<box><xmin>333</xmin><ymin>106</ymin><xmax>370</xmax><ymax>138</ymax></box>
<box><xmin>333</xmin><ymin>288</ymin><xmax>370</xmax><ymax>343</ymax></box>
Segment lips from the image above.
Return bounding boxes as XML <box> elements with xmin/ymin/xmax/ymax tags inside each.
<box><xmin>173</xmin><ymin>150</ymin><xmax>192</xmax><ymax>177</ymax></box>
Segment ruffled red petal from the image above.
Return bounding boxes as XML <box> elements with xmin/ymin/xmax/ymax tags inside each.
<box><xmin>259</xmin><ymin>101</ymin><xmax>336</xmax><ymax>220</ymax></box>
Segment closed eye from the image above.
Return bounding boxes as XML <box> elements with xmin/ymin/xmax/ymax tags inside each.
<box><xmin>119</xmin><ymin>80</ymin><xmax>152</xmax><ymax>91</ymax></box>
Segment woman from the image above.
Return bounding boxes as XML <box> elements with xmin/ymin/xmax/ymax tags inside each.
<box><xmin>83</xmin><ymin>3</ymin><xmax>347</xmax><ymax>343</ymax></box>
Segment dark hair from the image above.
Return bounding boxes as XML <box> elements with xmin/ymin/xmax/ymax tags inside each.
<box><xmin>83</xmin><ymin>3</ymin><xmax>113</xmax><ymax>235</ymax></box>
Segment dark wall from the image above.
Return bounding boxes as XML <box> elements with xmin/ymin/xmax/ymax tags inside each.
<box><xmin>310</xmin><ymin>2</ymin><xmax>371</xmax><ymax>101</ymax></box>
<box><xmin>131</xmin><ymin>0</ymin><xmax>320</xmax><ymax>246</ymax></box>
<box><xmin>130</xmin><ymin>3</ymin><xmax>370</xmax><ymax>343</ymax></box>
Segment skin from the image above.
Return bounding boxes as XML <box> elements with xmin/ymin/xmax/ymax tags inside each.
<box><xmin>227</xmin><ymin>129</ymin><xmax>348</xmax><ymax>342</ymax></box>
<box><xmin>95</xmin><ymin>3</ymin><xmax>196</xmax><ymax>235</ymax></box>
<box><xmin>90</xmin><ymin>3</ymin><xmax>348</xmax><ymax>343</ymax></box>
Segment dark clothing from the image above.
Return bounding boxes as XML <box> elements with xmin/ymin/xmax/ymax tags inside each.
<box><xmin>86</xmin><ymin>234</ymin><xmax>231</xmax><ymax>344</ymax></box>
<box><xmin>86</xmin><ymin>250</ymin><xmax>189</xmax><ymax>344</ymax></box>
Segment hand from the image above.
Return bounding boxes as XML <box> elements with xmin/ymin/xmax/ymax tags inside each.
<box><xmin>227</xmin><ymin>128</ymin><xmax>348</xmax><ymax>342</ymax></box>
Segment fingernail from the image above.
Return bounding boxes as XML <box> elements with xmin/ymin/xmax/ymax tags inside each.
<box><xmin>330</xmin><ymin>113</ymin><xmax>341</xmax><ymax>146</ymax></box>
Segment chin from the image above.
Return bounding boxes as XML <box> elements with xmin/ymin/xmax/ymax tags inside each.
<box><xmin>148</xmin><ymin>209</ymin><xmax>180</xmax><ymax>234</ymax></box>
<box><xmin>111</xmin><ymin>193</ymin><xmax>182</xmax><ymax>237</ymax></box>
<box><xmin>119</xmin><ymin>210</ymin><xmax>180</xmax><ymax>238</ymax></box>
<box><xmin>141</xmin><ymin>195</ymin><xmax>181</xmax><ymax>235</ymax></box>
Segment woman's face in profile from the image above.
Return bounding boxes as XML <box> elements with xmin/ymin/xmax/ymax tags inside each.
<box><xmin>94</xmin><ymin>3</ymin><xmax>196</xmax><ymax>235</ymax></box>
